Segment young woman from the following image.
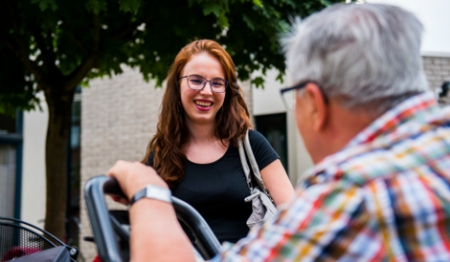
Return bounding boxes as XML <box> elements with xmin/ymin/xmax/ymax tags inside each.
<box><xmin>142</xmin><ymin>39</ymin><xmax>294</xmax><ymax>243</ymax></box>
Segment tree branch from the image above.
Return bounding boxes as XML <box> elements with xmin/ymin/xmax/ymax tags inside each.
<box><xmin>65</xmin><ymin>52</ymin><xmax>101</xmax><ymax>90</ymax></box>
<box><xmin>61</xmin><ymin>20</ymin><xmax>89</xmax><ymax>57</ymax></box>
<box><xmin>93</xmin><ymin>13</ymin><xmax>100</xmax><ymax>53</ymax></box>
<box><xmin>63</xmin><ymin>12</ymin><xmax>102</xmax><ymax>91</ymax></box>
<box><xmin>30</xmin><ymin>26</ymin><xmax>64</xmax><ymax>80</ymax></box>
<box><xmin>3</xmin><ymin>38</ymin><xmax>46</xmax><ymax>92</ymax></box>
<box><xmin>111</xmin><ymin>16</ymin><xmax>151</xmax><ymax>42</ymax></box>
<box><xmin>3</xmin><ymin>0</ymin><xmax>48</xmax><ymax>91</ymax></box>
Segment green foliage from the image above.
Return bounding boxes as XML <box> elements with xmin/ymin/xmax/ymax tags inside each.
<box><xmin>251</xmin><ymin>76</ymin><xmax>265</xmax><ymax>89</ymax></box>
<box><xmin>85</xmin><ymin>0</ymin><xmax>108</xmax><ymax>13</ymax></box>
<box><xmin>119</xmin><ymin>0</ymin><xmax>142</xmax><ymax>13</ymax></box>
<box><xmin>1</xmin><ymin>0</ymin><xmax>346</xmax><ymax>109</ymax></box>
<box><xmin>31</xmin><ymin>0</ymin><xmax>58</xmax><ymax>11</ymax></box>
<box><xmin>0</xmin><ymin>43</ymin><xmax>40</xmax><ymax>115</ymax></box>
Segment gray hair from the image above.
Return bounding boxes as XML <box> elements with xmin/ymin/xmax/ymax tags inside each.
<box><xmin>282</xmin><ymin>3</ymin><xmax>429</xmax><ymax>114</ymax></box>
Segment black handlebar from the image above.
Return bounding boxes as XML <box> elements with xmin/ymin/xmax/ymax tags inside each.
<box><xmin>103</xmin><ymin>177</ymin><xmax>124</xmax><ymax>196</ymax></box>
<box><xmin>84</xmin><ymin>175</ymin><xmax>221</xmax><ymax>262</ymax></box>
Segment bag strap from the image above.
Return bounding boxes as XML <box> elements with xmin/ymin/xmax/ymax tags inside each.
<box><xmin>242</xmin><ymin>129</ymin><xmax>270</xmax><ymax>193</ymax></box>
<box><xmin>239</xmin><ymin>129</ymin><xmax>274</xmax><ymax>203</ymax></box>
<box><xmin>238</xmin><ymin>135</ymin><xmax>253</xmax><ymax>191</ymax></box>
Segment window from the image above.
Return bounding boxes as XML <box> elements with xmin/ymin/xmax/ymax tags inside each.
<box><xmin>0</xmin><ymin>114</ymin><xmax>16</xmax><ymax>134</ymax></box>
<box><xmin>0</xmin><ymin>144</ymin><xmax>17</xmax><ymax>217</ymax></box>
<box><xmin>0</xmin><ymin>112</ymin><xmax>23</xmax><ymax>218</ymax></box>
<box><xmin>66</xmin><ymin>87</ymin><xmax>81</xmax><ymax>246</ymax></box>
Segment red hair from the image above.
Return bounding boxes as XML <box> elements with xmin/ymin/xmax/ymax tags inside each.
<box><xmin>142</xmin><ymin>39</ymin><xmax>251</xmax><ymax>187</ymax></box>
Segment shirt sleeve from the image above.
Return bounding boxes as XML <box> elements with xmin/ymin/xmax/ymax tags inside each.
<box><xmin>248</xmin><ymin>129</ymin><xmax>280</xmax><ymax>170</ymax></box>
<box><xmin>215</xmin><ymin>180</ymin><xmax>372</xmax><ymax>261</ymax></box>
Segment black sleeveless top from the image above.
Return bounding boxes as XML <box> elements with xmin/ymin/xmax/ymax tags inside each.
<box><xmin>146</xmin><ymin>130</ymin><xmax>279</xmax><ymax>243</ymax></box>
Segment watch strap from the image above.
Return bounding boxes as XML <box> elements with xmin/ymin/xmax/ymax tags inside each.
<box><xmin>130</xmin><ymin>185</ymin><xmax>172</xmax><ymax>205</ymax></box>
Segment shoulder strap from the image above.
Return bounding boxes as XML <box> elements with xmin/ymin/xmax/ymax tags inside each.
<box><xmin>242</xmin><ymin>129</ymin><xmax>269</xmax><ymax>192</ymax></box>
<box><xmin>238</xmin><ymin>135</ymin><xmax>253</xmax><ymax>191</ymax></box>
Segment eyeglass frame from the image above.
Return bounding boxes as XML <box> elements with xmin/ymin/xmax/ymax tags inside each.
<box><xmin>279</xmin><ymin>81</ymin><xmax>329</xmax><ymax>108</ymax></box>
<box><xmin>179</xmin><ymin>74</ymin><xmax>228</xmax><ymax>94</ymax></box>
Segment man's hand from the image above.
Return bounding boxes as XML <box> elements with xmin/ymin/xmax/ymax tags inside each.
<box><xmin>107</xmin><ymin>160</ymin><xmax>168</xmax><ymax>203</ymax></box>
<box><xmin>106</xmin><ymin>160</ymin><xmax>196</xmax><ymax>261</ymax></box>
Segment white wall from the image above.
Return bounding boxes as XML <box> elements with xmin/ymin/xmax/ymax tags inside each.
<box><xmin>21</xmin><ymin>100</ymin><xmax>47</xmax><ymax>226</ymax></box>
<box><xmin>368</xmin><ymin>0</ymin><xmax>450</xmax><ymax>56</ymax></box>
<box><xmin>252</xmin><ymin>70</ymin><xmax>286</xmax><ymax>115</ymax></box>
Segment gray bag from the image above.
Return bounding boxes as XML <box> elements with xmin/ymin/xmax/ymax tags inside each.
<box><xmin>238</xmin><ymin>129</ymin><xmax>277</xmax><ymax>228</ymax></box>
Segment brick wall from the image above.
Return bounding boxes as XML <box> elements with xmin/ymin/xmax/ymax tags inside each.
<box><xmin>423</xmin><ymin>56</ymin><xmax>450</xmax><ymax>103</ymax></box>
<box><xmin>79</xmin><ymin>65</ymin><xmax>252</xmax><ymax>261</ymax></box>
<box><xmin>80</xmin><ymin>66</ymin><xmax>164</xmax><ymax>260</ymax></box>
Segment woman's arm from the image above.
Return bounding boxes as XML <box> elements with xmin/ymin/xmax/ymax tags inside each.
<box><xmin>260</xmin><ymin>159</ymin><xmax>295</xmax><ymax>206</ymax></box>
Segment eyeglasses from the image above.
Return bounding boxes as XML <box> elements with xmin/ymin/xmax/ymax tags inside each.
<box><xmin>280</xmin><ymin>81</ymin><xmax>328</xmax><ymax>109</ymax></box>
<box><xmin>280</xmin><ymin>81</ymin><xmax>309</xmax><ymax>109</ymax></box>
<box><xmin>180</xmin><ymin>75</ymin><xmax>228</xmax><ymax>93</ymax></box>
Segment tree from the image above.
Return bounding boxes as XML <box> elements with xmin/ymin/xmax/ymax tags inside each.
<box><xmin>0</xmin><ymin>0</ymin><xmax>345</xmax><ymax>240</ymax></box>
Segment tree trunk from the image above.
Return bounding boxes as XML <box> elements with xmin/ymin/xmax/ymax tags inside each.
<box><xmin>43</xmin><ymin>87</ymin><xmax>74</xmax><ymax>241</ymax></box>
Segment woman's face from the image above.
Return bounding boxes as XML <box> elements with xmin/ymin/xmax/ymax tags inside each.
<box><xmin>180</xmin><ymin>52</ymin><xmax>226</xmax><ymax>127</ymax></box>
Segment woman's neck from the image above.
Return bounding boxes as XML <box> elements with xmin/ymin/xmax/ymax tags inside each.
<box><xmin>185</xmin><ymin>121</ymin><xmax>217</xmax><ymax>144</ymax></box>
<box><xmin>183</xmin><ymin>121</ymin><xmax>229</xmax><ymax>163</ymax></box>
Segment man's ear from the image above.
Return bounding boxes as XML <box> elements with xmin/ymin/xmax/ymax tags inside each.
<box><xmin>304</xmin><ymin>83</ymin><xmax>328</xmax><ymax>131</ymax></box>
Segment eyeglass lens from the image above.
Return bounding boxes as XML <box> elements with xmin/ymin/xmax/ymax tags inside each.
<box><xmin>187</xmin><ymin>75</ymin><xmax>227</xmax><ymax>93</ymax></box>
<box><xmin>282</xmin><ymin>90</ymin><xmax>296</xmax><ymax>109</ymax></box>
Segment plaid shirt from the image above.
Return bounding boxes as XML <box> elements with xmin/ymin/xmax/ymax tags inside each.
<box><xmin>212</xmin><ymin>92</ymin><xmax>450</xmax><ymax>261</ymax></box>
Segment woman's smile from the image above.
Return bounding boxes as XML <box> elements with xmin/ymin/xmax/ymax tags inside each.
<box><xmin>194</xmin><ymin>99</ymin><xmax>213</xmax><ymax>110</ymax></box>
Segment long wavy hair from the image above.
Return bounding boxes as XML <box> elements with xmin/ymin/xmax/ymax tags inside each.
<box><xmin>142</xmin><ymin>39</ymin><xmax>252</xmax><ymax>188</ymax></box>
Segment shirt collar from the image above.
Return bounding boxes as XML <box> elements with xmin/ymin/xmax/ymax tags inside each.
<box><xmin>300</xmin><ymin>91</ymin><xmax>442</xmax><ymax>186</ymax></box>
<box><xmin>346</xmin><ymin>91</ymin><xmax>439</xmax><ymax>148</ymax></box>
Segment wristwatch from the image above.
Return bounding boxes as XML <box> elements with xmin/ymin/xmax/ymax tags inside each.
<box><xmin>130</xmin><ymin>185</ymin><xmax>172</xmax><ymax>205</ymax></box>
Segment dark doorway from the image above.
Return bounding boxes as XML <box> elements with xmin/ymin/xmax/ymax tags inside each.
<box><xmin>255</xmin><ymin>113</ymin><xmax>288</xmax><ymax>173</ymax></box>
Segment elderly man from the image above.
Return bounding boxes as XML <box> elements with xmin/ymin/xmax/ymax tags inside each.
<box><xmin>108</xmin><ymin>3</ymin><xmax>450</xmax><ymax>261</ymax></box>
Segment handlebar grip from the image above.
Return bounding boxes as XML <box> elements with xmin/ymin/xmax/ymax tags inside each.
<box><xmin>103</xmin><ymin>177</ymin><xmax>126</xmax><ymax>197</ymax></box>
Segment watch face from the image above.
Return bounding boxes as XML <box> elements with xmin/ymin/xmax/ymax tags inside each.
<box><xmin>131</xmin><ymin>185</ymin><xmax>172</xmax><ymax>205</ymax></box>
